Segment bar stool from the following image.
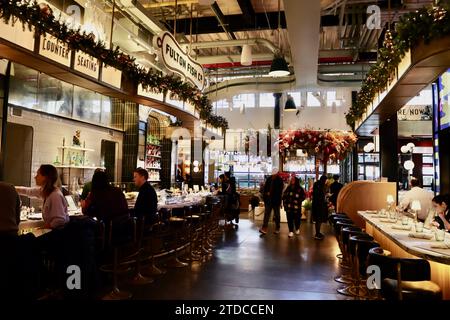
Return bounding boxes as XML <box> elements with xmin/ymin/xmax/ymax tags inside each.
<box><xmin>165</xmin><ymin>208</ymin><xmax>188</xmax><ymax>268</ymax></box>
<box><xmin>337</xmin><ymin>232</ymin><xmax>373</xmax><ymax>297</ymax></box>
<box><xmin>368</xmin><ymin>247</ymin><xmax>442</xmax><ymax>300</ymax></box>
<box><xmin>335</xmin><ymin>226</ymin><xmax>362</xmax><ymax>284</ymax></box>
<box><xmin>347</xmin><ymin>235</ymin><xmax>380</xmax><ymax>299</ymax></box>
<box><xmin>100</xmin><ymin>216</ymin><xmax>138</xmax><ymax>300</ymax></box>
<box><xmin>128</xmin><ymin>217</ymin><xmax>154</xmax><ymax>286</ymax></box>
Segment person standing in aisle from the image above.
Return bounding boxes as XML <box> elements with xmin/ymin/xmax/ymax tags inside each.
<box><xmin>329</xmin><ymin>174</ymin><xmax>343</xmax><ymax>210</ymax></box>
<box><xmin>282</xmin><ymin>176</ymin><xmax>306</xmax><ymax>238</ymax></box>
<box><xmin>259</xmin><ymin>168</ymin><xmax>284</xmax><ymax>235</ymax></box>
<box><xmin>312</xmin><ymin>175</ymin><xmax>328</xmax><ymax>240</ymax></box>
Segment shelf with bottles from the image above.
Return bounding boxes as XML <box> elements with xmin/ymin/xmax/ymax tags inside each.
<box><xmin>145</xmin><ymin>157</ymin><xmax>161</xmax><ymax>170</ymax></box>
<box><xmin>146</xmin><ymin>170</ymin><xmax>160</xmax><ymax>182</ymax></box>
<box><xmin>54</xmin><ymin>165</ymin><xmax>105</xmax><ymax>170</ymax></box>
<box><xmin>146</xmin><ymin>144</ymin><xmax>161</xmax><ymax>157</ymax></box>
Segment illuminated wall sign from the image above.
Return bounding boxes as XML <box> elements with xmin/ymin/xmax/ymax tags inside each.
<box><xmin>74</xmin><ymin>51</ymin><xmax>99</xmax><ymax>79</ymax></box>
<box><xmin>138</xmin><ymin>84</ymin><xmax>164</xmax><ymax>101</ymax></box>
<box><xmin>39</xmin><ymin>34</ymin><xmax>71</xmax><ymax>67</ymax></box>
<box><xmin>101</xmin><ymin>63</ymin><xmax>122</xmax><ymax>89</ymax></box>
<box><xmin>397</xmin><ymin>105</ymin><xmax>432</xmax><ymax>121</ymax></box>
<box><xmin>154</xmin><ymin>32</ymin><xmax>205</xmax><ymax>91</ymax></box>
<box><xmin>0</xmin><ymin>18</ymin><xmax>35</xmax><ymax>51</ymax></box>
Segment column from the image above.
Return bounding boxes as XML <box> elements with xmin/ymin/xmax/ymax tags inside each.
<box><xmin>379</xmin><ymin>117</ymin><xmax>398</xmax><ymax>183</ymax></box>
<box><xmin>273</xmin><ymin>93</ymin><xmax>282</xmax><ymax>130</ymax></box>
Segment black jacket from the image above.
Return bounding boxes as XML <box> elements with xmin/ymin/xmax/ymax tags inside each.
<box><xmin>263</xmin><ymin>175</ymin><xmax>284</xmax><ymax>207</ymax></box>
<box><xmin>134</xmin><ymin>182</ymin><xmax>158</xmax><ymax>224</ymax></box>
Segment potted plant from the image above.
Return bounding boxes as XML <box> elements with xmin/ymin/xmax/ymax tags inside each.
<box><xmin>302</xmin><ymin>198</ymin><xmax>312</xmax><ymax>221</ymax></box>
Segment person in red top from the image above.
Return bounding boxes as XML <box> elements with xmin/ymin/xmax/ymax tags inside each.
<box><xmin>283</xmin><ymin>176</ymin><xmax>306</xmax><ymax>238</ymax></box>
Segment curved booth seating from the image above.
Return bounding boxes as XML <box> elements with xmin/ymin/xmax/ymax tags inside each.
<box><xmin>336</xmin><ymin>181</ymin><xmax>397</xmax><ymax>227</ymax></box>
<box><xmin>368</xmin><ymin>247</ymin><xmax>442</xmax><ymax>300</ymax></box>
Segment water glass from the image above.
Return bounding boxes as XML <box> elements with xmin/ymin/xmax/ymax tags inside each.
<box><xmin>415</xmin><ymin>222</ymin><xmax>424</xmax><ymax>233</ymax></box>
<box><xmin>401</xmin><ymin>216</ymin><xmax>409</xmax><ymax>226</ymax></box>
<box><xmin>390</xmin><ymin>211</ymin><xmax>397</xmax><ymax>222</ymax></box>
<box><xmin>435</xmin><ymin>229</ymin><xmax>446</xmax><ymax>242</ymax></box>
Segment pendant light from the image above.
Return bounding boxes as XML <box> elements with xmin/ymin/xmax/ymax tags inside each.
<box><xmin>240</xmin><ymin>44</ymin><xmax>252</xmax><ymax>66</ymax></box>
<box><xmin>284</xmin><ymin>94</ymin><xmax>296</xmax><ymax>111</ymax></box>
<box><xmin>269</xmin><ymin>0</ymin><xmax>289</xmax><ymax>77</ymax></box>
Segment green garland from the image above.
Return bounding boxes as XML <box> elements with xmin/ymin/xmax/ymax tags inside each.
<box><xmin>0</xmin><ymin>0</ymin><xmax>228</xmax><ymax>131</ymax></box>
<box><xmin>346</xmin><ymin>3</ymin><xmax>450</xmax><ymax>129</ymax></box>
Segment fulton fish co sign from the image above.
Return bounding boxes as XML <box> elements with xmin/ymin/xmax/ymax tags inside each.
<box><xmin>154</xmin><ymin>32</ymin><xmax>205</xmax><ymax>91</ymax></box>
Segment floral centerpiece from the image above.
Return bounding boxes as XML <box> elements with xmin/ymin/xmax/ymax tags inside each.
<box><xmin>278</xmin><ymin>129</ymin><xmax>357</xmax><ymax>162</ymax></box>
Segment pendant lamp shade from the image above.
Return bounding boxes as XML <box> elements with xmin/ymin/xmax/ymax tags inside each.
<box><xmin>240</xmin><ymin>44</ymin><xmax>252</xmax><ymax>66</ymax></box>
<box><xmin>284</xmin><ymin>94</ymin><xmax>296</xmax><ymax>111</ymax></box>
<box><xmin>269</xmin><ymin>55</ymin><xmax>290</xmax><ymax>77</ymax></box>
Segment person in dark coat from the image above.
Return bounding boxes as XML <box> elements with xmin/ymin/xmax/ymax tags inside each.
<box><xmin>312</xmin><ymin>175</ymin><xmax>328</xmax><ymax>240</ymax></box>
<box><xmin>224</xmin><ymin>171</ymin><xmax>240</xmax><ymax>224</ymax></box>
<box><xmin>82</xmin><ymin>171</ymin><xmax>128</xmax><ymax>222</ymax></box>
<box><xmin>259</xmin><ymin>168</ymin><xmax>284</xmax><ymax>235</ymax></box>
<box><xmin>283</xmin><ymin>176</ymin><xmax>306</xmax><ymax>237</ymax></box>
<box><xmin>133</xmin><ymin>168</ymin><xmax>158</xmax><ymax>225</ymax></box>
<box><xmin>329</xmin><ymin>174</ymin><xmax>343</xmax><ymax>209</ymax></box>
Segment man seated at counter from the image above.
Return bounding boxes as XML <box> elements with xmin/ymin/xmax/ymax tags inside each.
<box><xmin>397</xmin><ymin>177</ymin><xmax>433</xmax><ymax>221</ymax></box>
<box><xmin>0</xmin><ymin>181</ymin><xmax>21</xmax><ymax>237</ymax></box>
<box><xmin>133</xmin><ymin>168</ymin><xmax>158</xmax><ymax>225</ymax></box>
<box><xmin>431</xmin><ymin>194</ymin><xmax>450</xmax><ymax>231</ymax></box>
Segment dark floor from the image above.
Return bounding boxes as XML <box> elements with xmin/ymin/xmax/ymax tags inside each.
<box><xmin>128</xmin><ymin>217</ymin><xmax>347</xmax><ymax>300</ymax></box>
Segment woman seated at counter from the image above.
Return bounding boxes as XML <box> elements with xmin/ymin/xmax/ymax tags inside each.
<box><xmin>16</xmin><ymin>164</ymin><xmax>69</xmax><ymax>230</ymax></box>
<box><xmin>431</xmin><ymin>194</ymin><xmax>450</xmax><ymax>231</ymax></box>
<box><xmin>81</xmin><ymin>170</ymin><xmax>129</xmax><ymax>222</ymax></box>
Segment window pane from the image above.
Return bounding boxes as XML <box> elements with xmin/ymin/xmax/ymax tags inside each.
<box><xmin>9</xmin><ymin>64</ymin><xmax>38</xmax><ymax>109</ymax></box>
<box><xmin>73</xmin><ymin>86</ymin><xmax>101</xmax><ymax>123</ymax></box>
<box><xmin>307</xmin><ymin>92</ymin><xmax>321</xmax><ymax>107</ymax></box>
<box><xmin>233</xmin><ymin>93</ymin><xmax>255</xmax><ymax>108</ymax></box>
<box><xmin>259</xmin><ymin>93</ymin><xmax>274</xmax><ymax>107</ymax></box>
<box><xmin>37</xmin><ymin>73</ymin><xmax>73</xmax><ymax>116</ymax></box>
<box><xmin>213</xmin><ymin>99</ymin><xmax>229</xmax><ymax>109</ymax></box>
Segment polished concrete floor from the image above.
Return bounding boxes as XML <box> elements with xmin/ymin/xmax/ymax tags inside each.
<box><xmin>130</xmin><ymin>217</ymin><xmax>348</xmax><ymax>300</ymax></box>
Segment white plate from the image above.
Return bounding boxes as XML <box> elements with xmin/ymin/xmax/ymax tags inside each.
<box><xmin>27</xmin><ymin>213</ymin><xmax>43</xmax><ymax>220</ymax></box>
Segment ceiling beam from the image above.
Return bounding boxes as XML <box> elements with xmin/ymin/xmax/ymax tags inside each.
<box><xmin>163</xmin><ymin>12</ymin><xmax>286</xmax><ymax>34</ymax></box>
<box><xmin>236</xmin><ymin>0</ymin><xmax>256</xmax><ymax>26</ymax></box>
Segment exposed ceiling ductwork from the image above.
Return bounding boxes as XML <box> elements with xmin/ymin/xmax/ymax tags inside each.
<box><xmin>284</xmin><ymin>0</ymin><xmax>321</xmax><ymax>88</ymax></box>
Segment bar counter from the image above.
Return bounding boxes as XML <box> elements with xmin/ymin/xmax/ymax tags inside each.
<box><xmin>359</xmin><ymin>210</ymin><xmax>450</xmax><ymax>299</ymax></box>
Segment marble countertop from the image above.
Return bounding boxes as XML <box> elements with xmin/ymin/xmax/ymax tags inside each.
<box><xmin>358</xmin><ymin>211</ymin><xmax>450</xmax><ymax>265</ymax></box>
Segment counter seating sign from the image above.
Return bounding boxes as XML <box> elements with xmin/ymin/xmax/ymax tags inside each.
<box><xmin>154</xmin><ymin>32</ymin><xmax>205</xmax><ymax>91</ymax></box>
<box><xmin>39</xmin><ymin>34</ymin><xmax>71</xmax><ymax>68</ymax></box>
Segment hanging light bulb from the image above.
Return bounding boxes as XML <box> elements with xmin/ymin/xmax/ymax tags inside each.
<box><xmin>240</xmin><ymin>44</ymin><xmax>252</xmax><ymax>66</ymax></box>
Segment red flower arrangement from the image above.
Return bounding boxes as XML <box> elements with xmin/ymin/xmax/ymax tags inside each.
<box><xmin>278</xmin><ymin>129</ymin><xmax>357</xmax><ymax>162</ymax></box>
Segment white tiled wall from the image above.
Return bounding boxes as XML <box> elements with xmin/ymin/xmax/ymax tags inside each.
<box><xmin>8</xmin><ymin>108</ymin><xmax>124</xmax><ymax>187</ymax></box>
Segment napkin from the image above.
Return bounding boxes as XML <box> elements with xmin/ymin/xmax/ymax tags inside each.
<box><xmin>380</xmin><ymin>218</ymin><xmax>395</xmax><ymax>223</ymax></box>
<box><xmin>392</xmin><ymin>225</ymin><xmax>411</xmax><ymax>231</ymax></box>
<box><xmin>408</xmin><ymin>232</ymin><xmax>433</xmax><ymax>240</ymax></box>
<box><xmin>430</xmin><ymin>243</ymin><xmax>450</xmax><ymax>249</ymax></box>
